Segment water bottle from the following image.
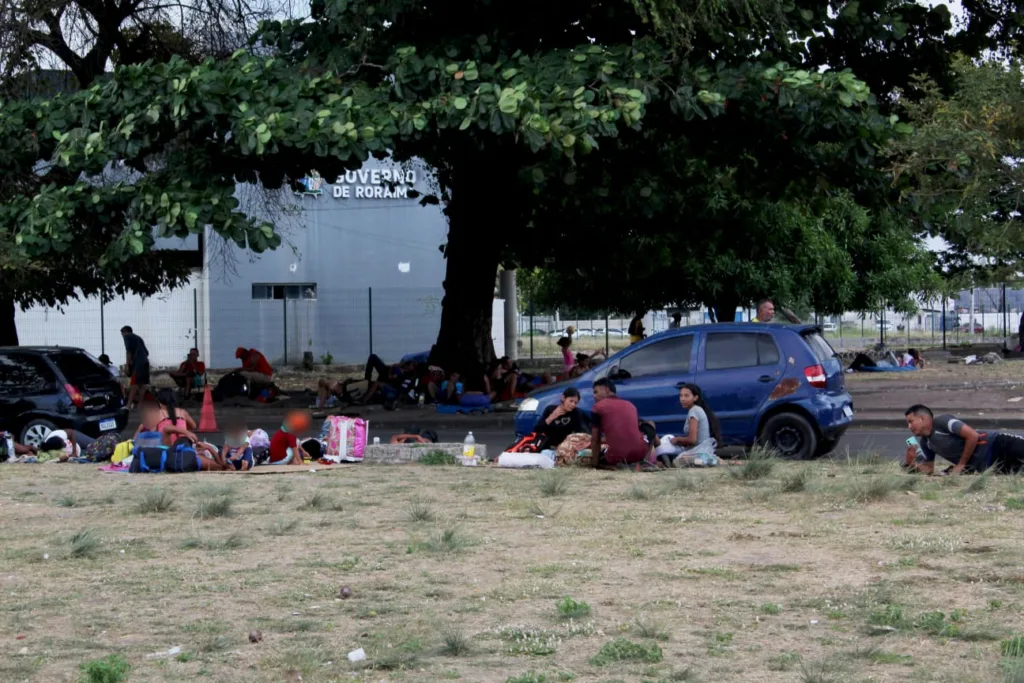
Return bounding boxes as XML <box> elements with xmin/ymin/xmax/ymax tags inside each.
<box><xmin>2</xmin><ymin>432</ymin><xmax>13</xmax><ymax>462</ymax></box>
<box><xmin>418</xmin><ymin>394</ymin><xmax>425</xmax><ymax>408</ymax></box>
<box><xmin>462</xmin><ymin>431</ymin><xmax>476</xmax><ymax>463</ymax></box>
<box><xmin>372</xmin><ymin>436</ymin><xmax>381</xmax><ymax>445</ymax></box>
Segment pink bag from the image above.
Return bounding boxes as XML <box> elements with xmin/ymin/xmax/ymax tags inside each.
<box><xmin>324</xmin><ymin>416</ymin><xmax>368</xmax><ymax>463</ymax></box>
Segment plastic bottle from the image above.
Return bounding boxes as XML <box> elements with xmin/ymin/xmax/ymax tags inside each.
<box><xmin>418</xmin><ymin>394</ymin><xmax>425</xmax><ymax>408</ymax></box>
<box><xmin>462</xmin><ymin>431</ymin><xmax>476</xmax><ymax>462</ymax></box>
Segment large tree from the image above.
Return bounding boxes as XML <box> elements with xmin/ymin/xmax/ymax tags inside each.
<box><xmin>0</xmin><ymin>0</ymin><xmax>873</xmax><ymax>370</ymax></box>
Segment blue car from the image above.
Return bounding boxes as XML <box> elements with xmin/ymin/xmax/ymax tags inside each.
<box><xmin>514</xmin><ymin>323</ymin><xmax>853</xmax><ymax>460</ymax></box>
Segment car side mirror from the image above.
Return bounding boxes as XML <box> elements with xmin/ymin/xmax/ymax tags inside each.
<box><xmin>608</xmin><ymin>367</ymin><xmax>631</xmax><ymax>381</ymax></box>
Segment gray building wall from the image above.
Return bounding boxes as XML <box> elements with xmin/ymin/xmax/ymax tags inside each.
<box><xmin>207</xmin><ymin>158</ymin><xmax>448</xmax><ymax>367</ymax></box>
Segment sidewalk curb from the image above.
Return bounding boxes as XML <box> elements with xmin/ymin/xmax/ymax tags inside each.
<box><xmin>848</xmin><ymin>380</ymin><xmax>1024</xmax><ymax>395</ymax></box>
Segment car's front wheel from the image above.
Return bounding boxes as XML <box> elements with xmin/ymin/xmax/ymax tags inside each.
<box><xmin>759</xmin><ymin>412</ymin><xmax>819</xmax><ymax>460</ymax></box>
<box><xmin>20</xmin><ymin>419</ymin><xmax>57</xmax><ymax>448</ymax></box>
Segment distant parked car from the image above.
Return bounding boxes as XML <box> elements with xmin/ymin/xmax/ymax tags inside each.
<box><xmin>822</xmin><ymin>322</ymin><xmax>837</xmax><ymax>333</ymax></box>
<box><xmin>516</xmin><ymin>323</ymin><xmax>853</xmax><ymax>460</ymax></box>
<box><xmin>875</xmin><ymin>321</ymin><xmax>893</xmax><ymax>331</ymax></box>
<box><xmin>0</xmin><ymin>346</ymin><xmax>129</xmax><ymax>447</ymax></box>
<box><xmin>959</xmin><ymin>324</ymin><xmax>984</xmax><ymax>334</ymax></box>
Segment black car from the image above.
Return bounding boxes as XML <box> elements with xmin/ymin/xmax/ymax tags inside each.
<box><xmin>0</xmin><ymin>346</ymin><xmax>129</xmax><ymax>447</ymax></box>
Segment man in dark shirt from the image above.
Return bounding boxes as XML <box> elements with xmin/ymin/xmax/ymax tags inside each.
<box><xmin>590</xmin><ymin>378</ymin><xmax>651</xmax><ymax>468</ymax></box>
<box><xmin>904</xmin><ymin>404</ymin><xmax>1024</xmax><ymax>474</ymax></box>
<box><xmin>121</xmin><ymin>325</ymin><xmax>151</xmax><ymax>410</ymax></box>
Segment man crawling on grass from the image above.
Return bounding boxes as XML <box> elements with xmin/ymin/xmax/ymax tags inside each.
<box><xmin>903</xmin><ymin>404</ymin><xmax>1024</xmax><ymax>475</ymax></box>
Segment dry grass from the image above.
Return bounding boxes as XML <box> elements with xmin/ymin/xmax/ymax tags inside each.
<box><xmin>1</xmin><ymin>462</ymin><xmax>1022</xmax><ymax>682</ymax></box>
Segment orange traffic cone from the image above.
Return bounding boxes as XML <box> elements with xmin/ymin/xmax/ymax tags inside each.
<box><xmin>199</xmin><ymin>384</ymin><xmax>218</xmax><ymax>432</ymax></box>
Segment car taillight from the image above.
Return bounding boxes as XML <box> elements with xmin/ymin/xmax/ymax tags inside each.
<box><xmin>65</xmin><ymin>383</ymin><xmax>84</xmax><ymax>408</ymax></box>
<box><xmin>804</xmin><ymin>365</ymin><xmax>827</xmax><ymax>389</ymax></box>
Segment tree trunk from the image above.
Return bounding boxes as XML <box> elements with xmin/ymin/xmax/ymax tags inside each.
<box><xmin>0</xmin><ymin>295</ymin><xmax>18</xmax><ymax>346</ymax></box>
<box><xmin>709</xmin><ymin>295</ymin><xmax>742</xmax><ymax>325</ymax></box>
<box><xmin>430</xmin><ymin>162</ymin><xmax>503</xmax><ymax>378</ymax></box>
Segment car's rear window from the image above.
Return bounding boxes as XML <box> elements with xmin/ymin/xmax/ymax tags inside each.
<box><xmin>802</xmin><ymin>332</ymin><xmax>838</xmax><ymax>363</ymax></box>
<box><xmin>49</xmin><ymin>351</ymin><xmax>109</xmax><ymax>383</ymax></box>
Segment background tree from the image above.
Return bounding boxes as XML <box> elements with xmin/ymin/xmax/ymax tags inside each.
<box><xmin>891</xmin><ymin>58</ymin><xmax>1024</xmax><ymax>282</ymax></box>
<box><xmin>0</xmin><ymin>0</ymin><xmax>290</xmax><ymax>345</ymax></box>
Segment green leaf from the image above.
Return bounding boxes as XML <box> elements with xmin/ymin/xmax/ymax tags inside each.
<box><xmin>531</xmin><ymin>167</ymin><xmax>545</xmax><ymax>184</ymax></box>
<box><xmin>128</xmin><ymin>237</ymin><xmax>144</xmax><ymax>255</ymax></box>
<box><xmin>502</xmin><ymin>68</ymin><xmax>518</xmax><ymax>80</ymax></box>
<box><xmin>498</xmin><ymin>89</ymin><xmax>519</xmax><ymax>114</ymax></box>
<box><xmin>454</xmin><ymin>97</ymin><xmax>468</xmax><ymax>110</ymax></box>
<box><xmin>459</xmin><ymin>117</ymin><xmax>473</xmax><ymax>130</ymax></box>
<box><xmin>561</xmin><ymin>133</ymin><xmax>576</xmax><ymax>148</ymax></box>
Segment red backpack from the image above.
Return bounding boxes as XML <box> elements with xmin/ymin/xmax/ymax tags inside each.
<box><xmin>505</xmin><ymin>432</ymin><xmax>549</xmax><ymax>454</ymax></box>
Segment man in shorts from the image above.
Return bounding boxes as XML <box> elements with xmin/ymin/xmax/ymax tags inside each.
<box><xmin>121</xmin><ymin>325</ymin><xmax>151</xmax><ymax>410</ymax></box>
<box><xmin>904</xmin><ymin>404</ymin><xmax>1024</xmax><ymax>474</ymax></box>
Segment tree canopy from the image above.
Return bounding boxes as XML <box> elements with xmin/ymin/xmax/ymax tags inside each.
<box><xmin>1</xmin><ymin>0</ymin><xmax>1018</xmax><ymax>365</ymax></box>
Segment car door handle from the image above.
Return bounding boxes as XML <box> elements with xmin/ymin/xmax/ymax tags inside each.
<box><xmin>758</xmin><ymin>375</ymin><xmax>773</xmax><ymax>383</ymax></box>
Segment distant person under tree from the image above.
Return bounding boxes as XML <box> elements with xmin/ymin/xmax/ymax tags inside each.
<box><xmin>751</xmin><ymin>298</ymin><xmax>802</xmax><ymax>324</ymax></box>
<box><xmin>121</xmin><ymin>325</ymin><xmax>151</xmax><ymax>410</ymax></box>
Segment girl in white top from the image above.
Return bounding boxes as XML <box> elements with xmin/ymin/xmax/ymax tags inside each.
<box><xmin>654</xmin><ymin>383</ymin><xmax>722</xmax><ymax>467</ymax></box>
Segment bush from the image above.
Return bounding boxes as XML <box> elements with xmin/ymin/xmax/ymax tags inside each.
<box><xmin>79</xmin><ymin>654</ymin><xmax>130</xmax><ymax>683</ymax></box>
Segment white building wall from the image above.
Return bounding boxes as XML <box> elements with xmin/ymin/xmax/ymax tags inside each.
<box><xmin>15</xmin><ymin>271</ymin><xmax>207</xmax><ymax>368</ymax></box>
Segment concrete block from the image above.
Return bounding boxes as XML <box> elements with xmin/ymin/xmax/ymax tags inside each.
<box><xmin>362</xmin><ymin>442</ymin><xmax>488</xmax><ymax>465</ymax></box>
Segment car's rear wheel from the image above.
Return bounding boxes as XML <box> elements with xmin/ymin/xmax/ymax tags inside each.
<box><xmin>759</xmin><ymin>413</ymin><xmax>818</xmax><ymax>460</ymax></box>
<box><xmin>20</xmin><ymin>419</ymin><xmax>57</xmax><ymax>448</ymax></box>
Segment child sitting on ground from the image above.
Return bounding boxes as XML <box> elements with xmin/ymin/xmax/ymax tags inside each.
<box><xmin>269</xmin><ymin>411</ymin><xmax>312</xmax><ymax>466</ymax></box>
<box><xmin>221</xmin><ymin>417</ymin><xmax>254</xmax><ymax>471</ymax></box>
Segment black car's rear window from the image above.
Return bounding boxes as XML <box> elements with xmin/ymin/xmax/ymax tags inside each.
<box><xmin>49</xmin><ymin>351</ymin><xmax>109</xmax><ymax>384</ymax></box>
<box><xmin>802</xmin><ymin>332</ymin><xmax>838</xmax><ymax>363</ymax></box>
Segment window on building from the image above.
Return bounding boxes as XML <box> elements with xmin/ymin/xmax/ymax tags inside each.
<box><xmin>251</xmin><ymin>284</ymin><xmax>318</xmax><ymax>300</ymax></box>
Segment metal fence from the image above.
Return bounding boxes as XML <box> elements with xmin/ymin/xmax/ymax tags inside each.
<box><xmin>16</xmin><ymin>283</ymin><xmax>1024</xmax><ymax>369</ymax></box>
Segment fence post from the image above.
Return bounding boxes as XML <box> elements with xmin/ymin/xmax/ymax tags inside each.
<box><xmin>529</xmin><ymin>297</ymin><xmax>534</xmax><ymax>360</ymax></box>
<box><xmin>368</xmin><ymin>287</ymin><xmax>373</xmax><ymax>356</ymax></box>
<box><xmin>1002</xmin><ymin>282</ymin><xmax>1008</xmax><ymax>346</ymax></box>
<box><xmin>283</xmin><ymin>297</ymin><xmax>288</xmax><ymax>366</ymax></box>
<box><xmin>605</xmin><ymin>312</ymin><xmax>610</xmax><ymax>356</ymax></box>
<box><xmin>942</xmin><ymin>299</ymin><xmax>947</xmax><ymax>349</ymax></box>
<box><xmin>193</xmin><ymin>289</ymin><xmax>199</xmax><ymax>351</ymax></box>
<box><xmin>99</xmin><ymin>294</ymin><xmax>106</xmax><ymax>355</ymax></box>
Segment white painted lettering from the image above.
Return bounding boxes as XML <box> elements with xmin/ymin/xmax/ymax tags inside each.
<box><xmin>334</xmin><ymin>175</ymin><xmax>344</xmax><ymax>184</ymax></box>
<box><xmin>384</xmin><ymin>186</ymin><xmax>394</xmax><ymax>199</ymax></box>
<box><xmin>333</xmin><ymin>185</ymin><xmax>343</xmax><ymax>198</ymax></box>
<box><xmin>355</xmin><ymin>186</ymin><xmax>365</xmax><ymax>198</ymax></box>
<box><xmin>345</xmin><ymin>170</ymin><xmax>358</xmax><ymax>183</ymax></box>
<box><xmin>395</xmin><ymin>186</ymin><xmax>409</xmax><ymax>199</ymax></box>
<box><xmin>406</xmin><ymin>171</ymin><xmax>416</xmax><ymax>185</ymax></box>
<box><xmin>382</xmin><ymin>170</ymin><xmax>392</xmax><ymax>182</ymax></box>
<box><xmin>358</xmin><ymin>170</ymin><xmax>369</xmax><ymax>183</ymax></box>
<box><xmin>371</xmin><ymin>169</ymin><xmax>381</xmax><ymax>183</ymax></box>
<box><xmin>373</xmin><ymin>186</ymin><xmax>384</xmax><ymax>199</ymax></box>
<box><xmin>342</xmin><ymin>186</ymin><xmax>351</xmax><ymax>198</ymax></box>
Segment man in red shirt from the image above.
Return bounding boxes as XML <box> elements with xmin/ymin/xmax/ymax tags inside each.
<box><xmin>234</xmin><ymin>347</ymin><xmax>277</xmax><ymax>399</ymax></box>
<box><xmin>169</xmin><ymin>348</ymin><xmax>207</xmax><ymax>397</ymax></box>
<box><xmin>236</xmin><ymin>347</ymin><xmax>273</xmax><ymax>377</ymax></box>
<box><xmin>589</xmin><ymin>378</ymin><xmax>652</xmax><ymax>468</ymax></box>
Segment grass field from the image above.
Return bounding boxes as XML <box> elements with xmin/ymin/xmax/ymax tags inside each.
<box><xmin>3</xmin><ymin>455</ymin><xmax>1024</xmax><ymax>683</ymax></box>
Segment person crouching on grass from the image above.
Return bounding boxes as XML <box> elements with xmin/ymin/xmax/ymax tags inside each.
<box><xmin>904</xmin><ymin>404</ymin><xmax>1024</xmax><ymax>475</ymax></box>
<box><xmin>269</xmin><ymin>411</ymin><xmax>312</xmax><ymax>466</ymax></box>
